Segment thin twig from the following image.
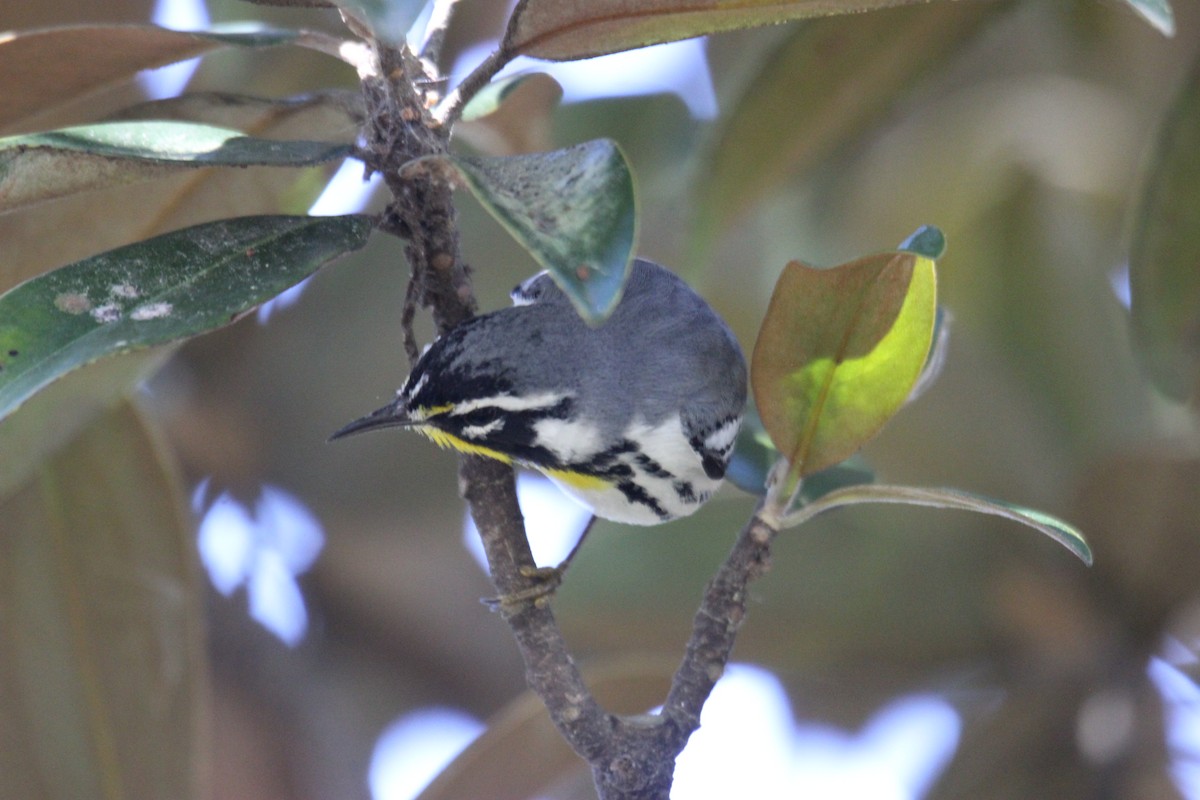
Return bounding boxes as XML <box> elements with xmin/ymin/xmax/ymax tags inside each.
<box><xmin>460</xmin><ymin>456</ymin><xmax>614</xmax><ymax>761</ymax></box>
<box><xmin>432</xmin><ymin>47</ymin><xmax>511</xmax><ymax>126</ymax></box>
<box><xmin>662</xmin><ymin>505</ymin><xmax>779</xmax><ymax>737</ymax></box>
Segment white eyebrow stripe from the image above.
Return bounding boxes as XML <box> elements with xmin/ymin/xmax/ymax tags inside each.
<box><xmin>450</xmin><ymin>391</ymin><xmax>570</xmax><ymax>416</ymax></box>
<box><xmin>404</xmin><ymin>372</ymin><xmax>429</xmax><ymax>399</ymax></box>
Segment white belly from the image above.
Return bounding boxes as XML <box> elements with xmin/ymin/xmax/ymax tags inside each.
<box><xmin>534</xmin><ymin>414</ymin><xmax>724</xmax><ymax>525</ymax></box>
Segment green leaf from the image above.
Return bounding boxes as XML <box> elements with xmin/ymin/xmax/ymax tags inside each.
<box><xmin>0</xmin><ymin>121</ymin><xmax>352</xmax><ymax>214</ymax></box>
<box><xmin>0</xmin><ymin>214</ymin><xmax>373</xmax><ymax>422</ymax></box>
<box><xmin>783</xmin><ymin>483</ymin><xmax>1093</xmax><ymax>566</ymax></box>
<box><xmin>0</xmin><ymin>25</ymin><xmax>301</xmax><ymax>131</ymax></box>
<box><xmin>1129</xmin><ymin>51</ymin><xmax>1200</xmax><ymax>402</ymax></box>
<box><xmin>327</xmin><ymin>0</ymin><xmax>429</xmax><ymax>46</ymax></box>
<box><xmin>0</xmin><ymin>401</ymin><xmax>204</xmax><ymax>800</ymax></box>
<box><xmin>752</xmin><ymin>251</ymin><xmax>937</xmax><ymax>479</ymax></box>
<box><xmin>432</xmin><ymin>140</ymin><xmax>637</xmax><ymax>323</ymax></box>
<box><xmin>693</xmin><ymin>5</ymin><xmax>998</xmax><ymax>250</ymax></box>
<box><xmin>1121</xmin><ymin>0</ymin><xmax>1175</xmax><ymax>36</ymax></box>
<box><xmin>899</xmin><ymin>225</ymin><xmax>947</xmax><ymax>260</ymax></box>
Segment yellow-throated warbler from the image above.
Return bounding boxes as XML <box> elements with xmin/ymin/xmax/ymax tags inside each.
<box><xmin>332</xmin><ymin>259</ymin><xmax>747</xmax><ymax>525</ymax></box>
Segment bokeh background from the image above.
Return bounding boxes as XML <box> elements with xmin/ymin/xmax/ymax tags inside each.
<box><xmin>3</xmin><ymin>1</ymin><xmax>1200</xmax><ymax>798</ymax></box>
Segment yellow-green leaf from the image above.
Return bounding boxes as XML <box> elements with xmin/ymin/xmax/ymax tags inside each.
<box><xmin>752</xmin><ymin>250</ymin><xmax>937</xmax><ymax>479</ymax></box>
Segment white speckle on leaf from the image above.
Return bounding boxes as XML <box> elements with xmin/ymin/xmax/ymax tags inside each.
<box><xmin>54</xmin><ymin>292</ymin><xmax>92</xmax><ymax>314</ymax></box>
<box><xmin>91</xmin><ymin>303</ymin><xmax>122</xmax><ymax>323</ymax></box>
<box><xmin>131</xmin><ymin>302</ymin><xmax>173</xmax><ymax>321</ymax></box>
<box><xmin>110</xmin><ymin>283</ymin><xmax>140</xmax><ymax>299</ymax></box>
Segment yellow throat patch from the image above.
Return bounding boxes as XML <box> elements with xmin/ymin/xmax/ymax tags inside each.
<box><xmin>417</xmin><ymin>426</ymin><xmax>513</xmax><ymax>463</ymax></box>
<box><xmin>416</xmin><ymin>426</ymin><xmax>611</xmax><ymax>492</ymax></box>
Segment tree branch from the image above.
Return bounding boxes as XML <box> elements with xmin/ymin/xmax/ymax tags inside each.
<box><xmin>459</xmin><ymin>456</ymin><xmax>614</xmax><ymax>761</ymax></box>
<box><xmin>361</xmin><ymin>31</ymin><xmax>790</xmax><ymax>800</ymax></box>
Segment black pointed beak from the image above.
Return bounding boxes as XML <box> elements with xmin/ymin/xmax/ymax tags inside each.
<box><xmin>328</xmin><ymin>400</ymin><xmax>414</xmax><ymax>442</ymax></box>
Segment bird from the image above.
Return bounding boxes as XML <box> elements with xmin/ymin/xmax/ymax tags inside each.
<box><xmin>331</xmin><ymin>258</ymin><xmax>747</xmax><ymax>526</ymax></box>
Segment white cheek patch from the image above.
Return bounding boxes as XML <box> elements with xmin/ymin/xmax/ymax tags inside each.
<box><xmin>532</xmin><ymin>417</ymin><xmax>605</xmax><ymax>462</ymax></box>
<box><xmin>626</xmin><ymin>415</ymin><xmax>697</xmax><ymax>473</ymax></box>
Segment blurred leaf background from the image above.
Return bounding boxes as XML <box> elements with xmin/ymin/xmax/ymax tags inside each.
<box><xmin>3</xmin><ymin>0</ymin><xmax>1200</xmax><ymax>798</ymax></box>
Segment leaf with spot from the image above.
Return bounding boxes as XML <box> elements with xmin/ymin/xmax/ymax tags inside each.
<box><xmin>752</xmin><ymin>246</ymin><xmax>937</xmax><ymax>481</ymax></box>
<box><xmin>430</xmin><ymin>139</ymin><xmax>636</xmax><ymax>323</ymax></box>
<box><xmin>1130</xmin><ymin>50</ymin><xmax>1200</xmax><ymax>402</ymax></box>
<box><xmin>0</xmin><ymin>214</ymin><xmax>373</xmax><ymax>422</ymax></box>
<box><xmin>0</xmin><ymin>25</ymin><xmax>302</xmax><ymax>132</ymax></box>
<box><xmin>0</xmin><ymin>121</ymin><xmax>353</xmax><ymax>214</ymax></box>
